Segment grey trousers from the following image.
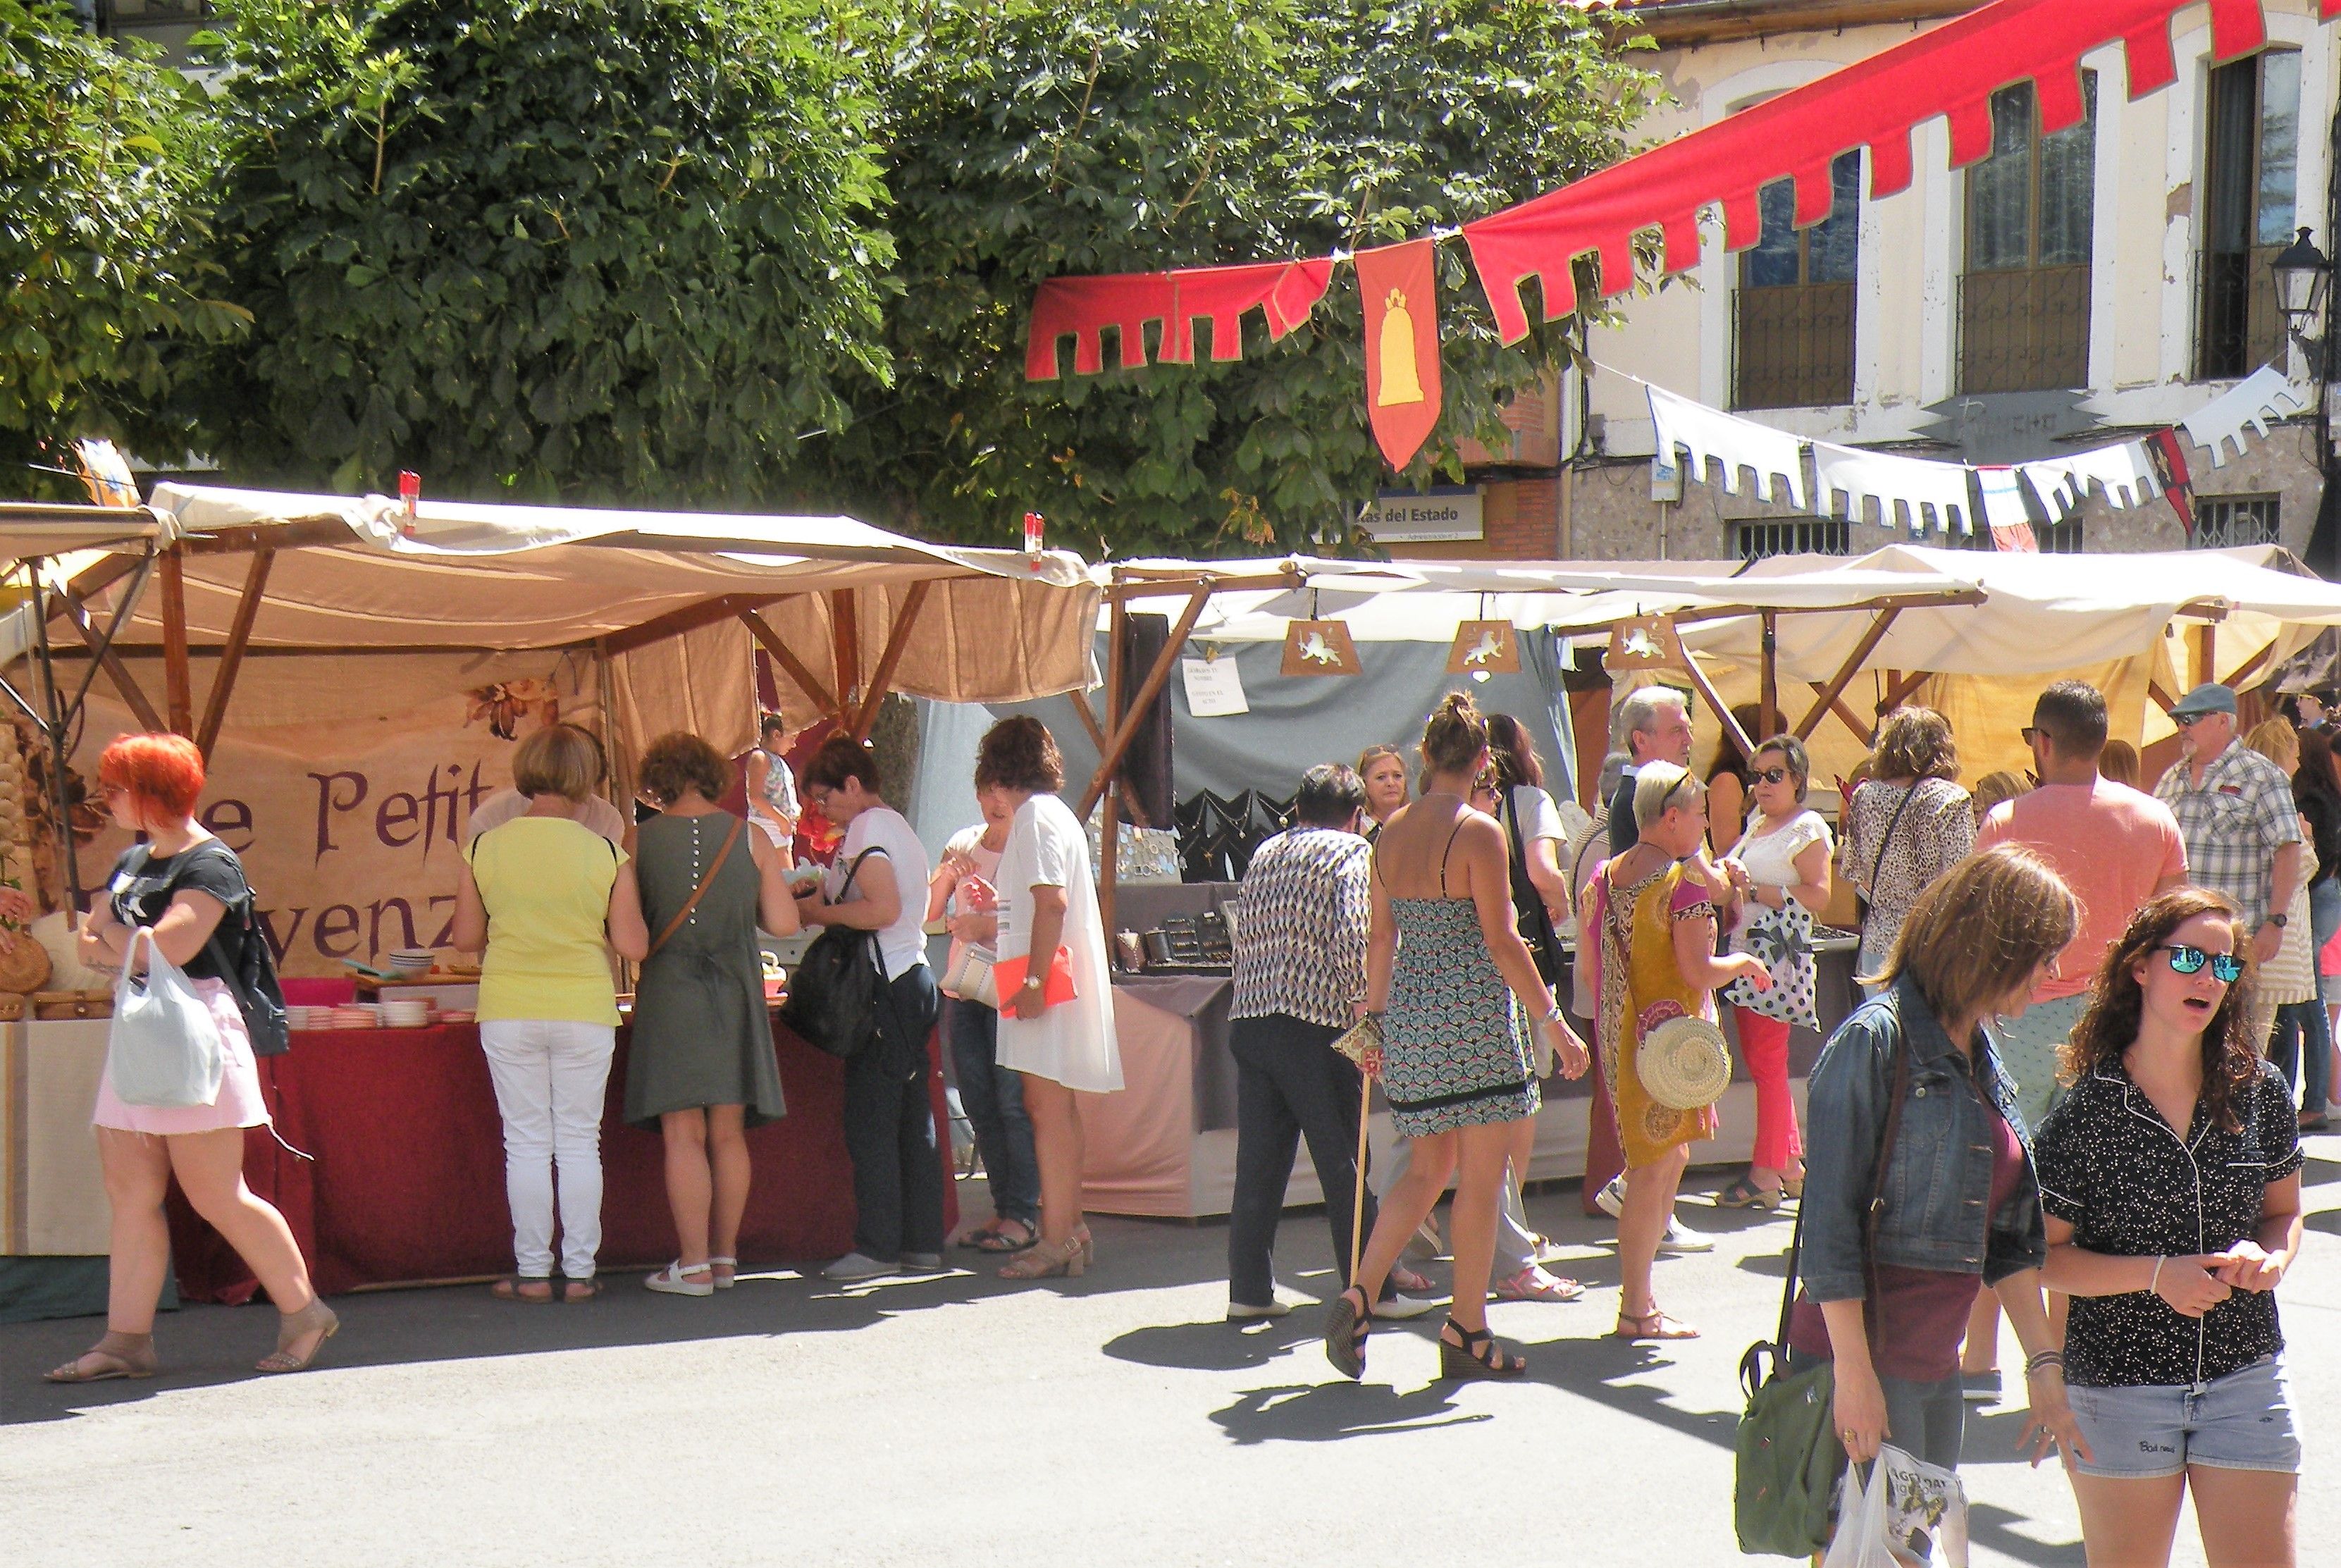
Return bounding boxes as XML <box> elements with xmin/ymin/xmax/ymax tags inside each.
<box><xmin>1376</xmin><ymin>1137</ymin><xmax>1538</xmax><ymax>1275</ymax></box>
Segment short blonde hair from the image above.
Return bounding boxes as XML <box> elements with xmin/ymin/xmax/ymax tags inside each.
<box><xmin>1970</xmin><ymin>770</ymin><xmax>2030</xmax><ymax>822</ymax></box>
<box><xmin>1633</xmin><ymin>760</ymin><xmax>1703</xmax><ymax>829</ymax></box>
<box><xmin>2244</xmin><ymin>719</ymin><xmax>2299</xmax><ymax>773</ymax></box>
<box><xmin>1874</xmin><ymin>844</ymin><xmax>2079</xmax><ymax>1020</ymax></box>
<box><xmin>512</xmin><ymin>724</ymin><xmax>603</xmax><ymax>803</ymax></box>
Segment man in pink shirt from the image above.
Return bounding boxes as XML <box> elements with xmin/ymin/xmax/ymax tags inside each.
<box><xmin>1976</xmin><ymin>681</ymin><xmax>2189</xmax><ymax>1130</ymax></box>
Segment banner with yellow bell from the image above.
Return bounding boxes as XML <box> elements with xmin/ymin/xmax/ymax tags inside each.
<box><xmin>1356</xmin><ymin>239</ymin><xmax>1442</xmax><ymax>471</ymax></box>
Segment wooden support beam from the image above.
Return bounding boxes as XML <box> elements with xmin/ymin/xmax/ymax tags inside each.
<box><xmin>1806</xmin><ymin>683</ymin><xmax>1877</xmax><ymax>748</ymax></box>
<box><xmin>177</xmin><ymin>518</ymin><xmax>355</xmax><ymax>557</ymax></box>
<box><xmin>1069</xmin><ymin>690</ymin><xmax>1109</xmax><ymax>756</ymax></box>
<box><xmin>849</xmin><ymin>581</ymin><xmax>931</xmax><ymax>742</ymax></box>
<box><xmin>601</xmin><ymin>592</ymin><xmax>783</xmax><ymax>657</ymax></box>
<box><xmin>1676</xmin><ymin>653</ymin><xmax>1754</xmax><ymax>761</ymax></box>
<box><xmin>1097</xmin><ymin>597</ymin><xmax>1132</xmax><ymax>948</ymax></box>
<box><xmin>738</xmin><ymin>609</ymin><xmax>839</xmax><ymax>717</ymax></box>
<box><xmin>196</xmin><ymin>547</ymin><xmax>274</xmax><ymax>760</ymax></box>
<box><xmin>2221</xmin><ymin>638</ymin><xmax>2283</xmax><ymax>695</ymax></box>
<box><xmin>1881</xmin><ymin>669</ymin><xmax>1932</xmax><ymax>712</ymax></box>
<box><xmin>40</xmin><ymin>551</ymin><xmax>146</xmax><ymax>636</ymax></box>
<box><xmin>1793</xmin><ymin>608</ymin><xmax>1901</xmax><ymax>741</ymax></box>
<box><xmin>156</xmin><ymin>545</ymin><xmax>192</xmax><ymax>736</ymax></box>
<box><xmin>829</xmin><ymin>590</ymin><xmax>860</xmax><ymax>722</ymax></box>
<box><xmin>2148</xmin><ymin>680</ymin><xmax>2178</xmax><ymax>715</ymax></box>
<box><xmin>1758</xmin><ymin>612</ymin><xmax>1778</xmax><ymax>741</ymax></box>
<box><xmin>2194</xmin><ymin>624</ymin><xmax>2218</xmax><ymax>689</ymax></box>
<box><xmin>1080</xmin><ymin>584</ymin><xmax>1209</xmax><ymax>822</ymax></box>
<box><xmin>60</xmin><ymin>593</ymin><xmax>164</xmax><ymax>733</ymax></box>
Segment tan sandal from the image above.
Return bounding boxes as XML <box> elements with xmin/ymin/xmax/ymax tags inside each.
<box><xmin>257</xmin><ymin>1299</ymin><xmax>339</xmax><ymax>1373</ymax></box>
<box><xmin>491</xmin><ymin>1277</ymin><xmax>554</xmax><ymax>1304</ymax></box>
<box><xmin>997</xmin><ymin>1237</ymin><xmax>1087</xmax><ymax>1280</ymax></box>
<box><xmin>45</xmin><ymin>1331</ymin><xmax>156</xmax><ymax>1383</ymax></box>
<box><xmin>1614</xmin><ymin>1307</ymin><xmax>1699</xmax><ymax>1341</ymax></box>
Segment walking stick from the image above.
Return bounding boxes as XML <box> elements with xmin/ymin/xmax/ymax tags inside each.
<box><xmin>1347</xmin><ymin>1070</ymin><xmax>1373</xmax><ymax>1291</ymax></box>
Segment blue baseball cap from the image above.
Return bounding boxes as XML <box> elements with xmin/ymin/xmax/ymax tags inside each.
<box><xmin>2168</xmin><ymin>683</ymin><xmax>2239</xmax><ymax>718</ymax></box>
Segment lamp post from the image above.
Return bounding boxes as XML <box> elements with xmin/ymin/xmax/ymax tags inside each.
<box><xmin>2294</xmin><ymin>218</ymin><xmax>2341</xmax><ymax>575</ymax></box>
<box><xmin>2274</xmin><ymin>227</ymin><xmax>2331</xmax><ymax>352</ymax></box>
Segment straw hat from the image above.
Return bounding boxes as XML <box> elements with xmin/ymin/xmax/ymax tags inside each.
<box><xmin>1639</xmin><ymin>1014</ymin><xmax>1732</xmax><ymax>1110</ymax></box>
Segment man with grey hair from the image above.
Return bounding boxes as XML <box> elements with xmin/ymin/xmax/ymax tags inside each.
<box><xmin>1607</xmin><ymin>686</ymin><xmax>1695</xmax><ymax>858</ymax></box>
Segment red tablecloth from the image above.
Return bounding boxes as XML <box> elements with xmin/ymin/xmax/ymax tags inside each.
<box><xmin>168</xmin><ymin>1016</ymin><xmax>957</xmax><ymax>1302</ymax></box>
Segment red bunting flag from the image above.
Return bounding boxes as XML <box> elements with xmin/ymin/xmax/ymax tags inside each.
<box><xmin>1355</xmin><ymin>240</ymin><xmax>1442</xmax><ymax>471</ymax></box>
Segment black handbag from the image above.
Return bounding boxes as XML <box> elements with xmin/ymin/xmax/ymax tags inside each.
<box><xmin>1497</xmin><ymin>789</ymin><xmax>1566</xmax><ymax>987</ymax></box>
<box><xmin>779</xmin><ymin>848</ymin><xmax>887</xmax><ymax>1061</ymax></box>
<box><xmin>170</xmin><ymin>842</ymin><xmax>290</xmax><ymax>1058</ymax></box>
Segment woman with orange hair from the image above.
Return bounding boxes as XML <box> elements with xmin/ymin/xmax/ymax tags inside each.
<box><xmin>47</xmin><ymin>734</ymin><xmax>336</xmax><ymax>1381</ymax></box>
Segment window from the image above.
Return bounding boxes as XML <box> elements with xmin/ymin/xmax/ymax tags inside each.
<box><xmin>2198</xmin><ymin>51</ymin><xmax>2300</xmax><ymax>380</ymax></box>
<box><xmin>1734</xmin><ymin>152</ymin><xmax>1860</xmax><ymax>409</ymax></box>
<box><xmin>1730</xmin><ymin>516</ymin><xmax>1851</xmax><ymax>561</ymax></box>
<box><xmin>1960</xmin><ymin>77</ymin><xmax>2096</xmax><ymax>393</ymax></box>
<box><xmin>2194</xmin><ymin>493</ymin><xmax>2280</xmax><ymax>548</ymax></box>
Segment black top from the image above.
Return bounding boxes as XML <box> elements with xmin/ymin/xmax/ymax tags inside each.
<box><xmin>2296</xmin><ymin>787</ymin><xmax>2341</xmax><ymax>889</ymax></box>
<box><xmin>106</xmin><ymin>840</ymin><xmax>254</xmax><ymax>986</ymax></box>
<box><xmin>2034</xmin><ymin>1058</ymin><xmax>2302</xmax><ymax>1388</ymax></box>
<box><xmin>1605</xmin><ymin>766</ymin><xmax>1641</xmax><ymax>858</ymax></box>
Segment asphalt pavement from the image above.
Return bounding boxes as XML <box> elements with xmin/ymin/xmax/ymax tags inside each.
<box><xmin>6</xmin><ymin>1144</ymin><xmax>2338</xmax><ymax>1567</ymax></box>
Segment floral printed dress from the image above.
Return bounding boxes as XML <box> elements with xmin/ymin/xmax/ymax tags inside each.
<box><xmin>1592</xmin><ymin>860</ymin><xmax>1721</xmax><ymax>1168</ymax></box>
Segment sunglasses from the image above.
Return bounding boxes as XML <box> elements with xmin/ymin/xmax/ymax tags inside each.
<box><xmin>2172</xmin><ymin>712</ymin><xmax>2216</xmax><ymax>727</ymax></box>
<box><xmin>2019</xmin><ymin>727</ymin><xmax>2038</xmax><ymax>745</ymax></box>
<box><xmin>1748</xmin><ymin>766</ymin><xmax>1791</xmax><ymax>785</ymax></box>
<box><xmin>2159</xmin><ymin>944</ymin><xmax>2245</xmax><ymax>983</ymax></box>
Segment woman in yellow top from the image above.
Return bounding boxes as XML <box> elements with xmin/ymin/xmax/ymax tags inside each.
<box><xmin>453</xmin><ymin>725</ymin><xmax>648</xmax><ymax>1304</ymax></box>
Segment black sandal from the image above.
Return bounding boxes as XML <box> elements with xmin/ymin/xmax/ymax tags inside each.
<box><xmin>970</xmin><ymin>1218</ymin><xmax>1037</xmax><ymax>1254</ymax></box>
<box><xmin>1438</xmin><ymin>1317</ymin><xmax>1526</xmax><ymax>1381</ymax></box>
<box><xmin>1323</xmin><ymin>1286</ymin><xmax>1371</xmax><ymax>1381</ymax></box>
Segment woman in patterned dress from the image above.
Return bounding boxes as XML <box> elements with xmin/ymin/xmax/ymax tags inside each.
<box><xmin>1586</xmin><ymin>762</ymin><xmax>1772</xmax><ymax>1340</ymax></box>
<box><xmin>1323</xmin><ymin>693</ymin><xmax>1589</xmax><ymax>1383</ymax></box>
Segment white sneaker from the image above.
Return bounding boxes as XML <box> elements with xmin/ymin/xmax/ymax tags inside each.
<box><xmin>1375</xmin><ymin>1292</ymin><xmax>1440</xmax><ymax>1321</ymax></box>
<box><xmin>1656</xmin><ymin>1217</ymin><xmax>1715</xmax><ymax>1254</ymax></box>
<box><xmin>1225</xmin><ymin>1299</ymin><xmax>1291</xmax><ymax>1321</ymax></box>
<box><xmin>1594</xmin><ymin>1175</ymin><xmax>1626</xmax><ymax>1218</ymax></box>
<box><xmin>645</xmin><ymin>1260</ymin><xmax>715</xmax><ymax>1297</ymax></box>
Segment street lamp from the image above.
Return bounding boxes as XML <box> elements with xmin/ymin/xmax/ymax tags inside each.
<box><xmin>2273</xmin><ymin>226</ymin><xmax>2332</xmax><ymax>352</ymax></box>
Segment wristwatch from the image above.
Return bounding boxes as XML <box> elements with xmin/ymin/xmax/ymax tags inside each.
<box><xmin>2271</xmin><ymin>913</ymin><xmax>2291</xmax><ymax>929</ymax></box>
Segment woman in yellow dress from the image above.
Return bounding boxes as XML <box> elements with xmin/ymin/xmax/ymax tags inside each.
<box><xmin>1588</xmin><ymin>762</ymin><xmax>1771</xmax><ymax>1341</ymax></box>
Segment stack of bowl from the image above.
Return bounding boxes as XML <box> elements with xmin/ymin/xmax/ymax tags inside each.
<box><xmin>381</xmin><ymin>996</ymin><xmax>432</xmax><ymax>1029</ymax></box>
<box><xmin>385</xmin><ymin>948</ymin><xmax>436</xmax><ymax>981</ymax></box>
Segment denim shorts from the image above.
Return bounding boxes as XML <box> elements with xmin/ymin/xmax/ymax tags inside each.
<box><xmin>2065</xmin><ymin>1356</ymin><xmax>2301</xmax><ymax>1479</ymax></box>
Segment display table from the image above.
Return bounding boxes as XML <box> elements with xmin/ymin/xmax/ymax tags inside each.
<box><xmin>167</xmin><ymin>1013</ymin><xmax>957</xmax><ymax>1302</ymax></box>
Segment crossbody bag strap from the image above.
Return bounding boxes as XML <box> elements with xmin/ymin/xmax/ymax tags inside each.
<box><xmin>1867</xmin><ymin>782</ymin><xmax>1922</xmax><ymax>896</ymax></box>
<box><xmin>1860</xmin><ymin>1033</ymin><xmax>1915</xmax><ymax>1352</ymax></box>
<box><xmin>646</xmin><ymin>814</ymin><xmax>746</xmax><ymax>960</ymax></box>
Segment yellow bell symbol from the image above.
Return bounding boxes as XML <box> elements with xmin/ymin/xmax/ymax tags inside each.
<box><xmin>1376</xmin><ymin>288</ymin><xmax>1425</xmax><ymax>407</ymax></box>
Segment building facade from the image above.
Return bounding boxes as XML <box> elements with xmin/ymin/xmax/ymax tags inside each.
<box><xmin>1398</xmin><ymin>0</ymin><xmax>2337</xmax><ymax>564</ymax></box>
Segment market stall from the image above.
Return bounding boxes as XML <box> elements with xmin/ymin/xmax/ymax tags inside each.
<box><xmin>0</xmin><ymin>488</ymin><xmax>1101</xmax><ymax>1307</ymax></box>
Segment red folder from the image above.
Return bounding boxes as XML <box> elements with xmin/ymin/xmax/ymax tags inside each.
<box><xmin>992</xmin><ymin>946</ymin><xmax>1079</xmax><ymax>1008</ymax></box>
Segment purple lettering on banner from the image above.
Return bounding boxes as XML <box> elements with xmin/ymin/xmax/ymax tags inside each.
<box><xmin>201</xmin><ymin>798</ymin><xmax>255</xmax><ymax>853</ymax></box>
<box><xmin>377</xmin><ymin>791</ymin><xmax>421</xmax><ymax>848</ymax></box>
<box><xmin>256</xmin><ymin>906</ymin><xmax>309</xmax><ymax>963</ymax></box>
<box><xmin>428</xmin><ymin>894</ymin><xmax>458</xmax><ymax>949</ymax></box>
<box><xmin>309</xmin><ymin>771</ymin><xmax>369</xmax><ymax>860</ymax></box>
<box><xmin>314</xmin><ymin>904</ymin><xmax>362</xmax><ymax>959</ymax></box>
<box><xmin>464</xmin><ymin>760</ymin><xmax>491</xmax><ymax>832</ymax></box>
<box><xmin>368</xmin><ymin>897</ymin><xmax>419</xmax><ymax>956</ymax></box>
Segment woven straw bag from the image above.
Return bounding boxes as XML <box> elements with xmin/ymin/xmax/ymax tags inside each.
<box><xmin>1639</xmin><ymin>1014</ymin><xmax>1732</xmax><ymax>1110</ymax></box>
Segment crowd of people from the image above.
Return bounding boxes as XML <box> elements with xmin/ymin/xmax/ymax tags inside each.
<box><xmin>35</xmin><ymin>666</ymin><xmax>2323</xmax><ymax>1564</ymax></box>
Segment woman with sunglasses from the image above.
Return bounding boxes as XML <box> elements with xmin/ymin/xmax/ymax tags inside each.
<box><xmin>1715</xmin><ymin>736</ymin><xmax>1832</xmax><ymax>1210</ymax></box>
<box><xmin>2034</xmin><ymin>889</ymin><xmax>2304</xmax><ymax>1568</ymax></box>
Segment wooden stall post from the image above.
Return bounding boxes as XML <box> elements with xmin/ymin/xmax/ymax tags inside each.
<box><xmin>739</xmin><ymin>606</ymin><xmax>841</xmax><ymax>718</ymax></box>
<box><xmin>1793</xmin><ymin>608</ymin><xmax>1901</xmax><ymax>741</ymax></box>
<box><xmin>196</xmin><ymin>546</ymin><xmax>275</xmax><ymax>761</ymax></box>
<box><xmin>850</xmin><ymin>581</ymin><xmax>931</xmax><ymax>742</ymax></box>
<box><xmin>1758</xmin><ymin>611</ymin><xmax>1778</xmax><ymax>741</ymax></box>
<box><xmin>157</xmin><ymin>544</ymin><xmax>193</xmax><ymax>737</ymax></box>
<box><xmin>1099</xmin><ymin>596</ymin><xmax>1129</xmax><ymax>949</ymax></box>
<box><xmin>829</xmin><ymin>590</ymin><xmax>860</xmax><ymax>726</ymax></box>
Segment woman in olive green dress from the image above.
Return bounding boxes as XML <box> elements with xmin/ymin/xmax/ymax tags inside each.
<box><xmin>627</xmin><ymin>732</ymin><xmax>801</xmax><ymax>1296</ymax></box>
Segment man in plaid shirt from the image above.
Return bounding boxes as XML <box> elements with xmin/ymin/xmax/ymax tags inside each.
<box><xmin>2153</xmin><ymin>683</ymin><xmax>2302</xmax><ymax>968</ymax></box>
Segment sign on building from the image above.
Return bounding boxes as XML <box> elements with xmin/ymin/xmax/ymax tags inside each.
<box><xmin>1359</xmin><ymin>485</ymin><xmax>1483</xmax><ymax>543</ymax></box>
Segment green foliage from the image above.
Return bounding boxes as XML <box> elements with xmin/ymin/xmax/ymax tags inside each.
<box><xmin>808</xmin><ymin>0</ymin><xmax>1657</xmax><ymax>558</ymax></box>
<box><xmin>0</xmin><ymin>1</ymin><xmax>242</xmax><ymax>495</ymax></box>
<box><xmin>192</xmin><ymin>0</ymin><xmax>895</xmax><ymax>504</ymax></box>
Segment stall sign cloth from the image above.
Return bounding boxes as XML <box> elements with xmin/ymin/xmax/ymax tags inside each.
<box><xmin>1356</xmin><ymin>239</ymin><xmax>1444</xmax><ymax>469</ymax></box>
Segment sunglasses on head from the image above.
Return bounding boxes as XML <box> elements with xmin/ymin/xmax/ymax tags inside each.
<box><xmin>2158</xmin><ymin>944</ymin><xmax>2244</xmax><ymax>983</ymax></box>
<box><xmin>1749</xmin><ymin>766</ymin><xmax>1791</xmax><ymax>785</ymax></box>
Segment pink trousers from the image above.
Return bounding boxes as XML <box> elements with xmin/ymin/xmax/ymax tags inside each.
<box><xmin>1732</xmin><ymin>1006</ymin><xmax>1803</xmax><ymax>1172</ymax></box>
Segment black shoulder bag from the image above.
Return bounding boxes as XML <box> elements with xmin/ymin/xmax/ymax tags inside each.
<box><xmin>172</xmin><ymin>842</ymin><xmax>291</xmax><ymax>1058</ymax></box>
<box><xmin>1497</xmin><ymin>789</ymin><xmax>1566</xmax><ymax>987</ymax></box>
<box><xmin>779</xmin><ymin>848</ymin><xmax>889</xmax><ymax>1061</ymax></box>
<box><xmin>1733</xmin><ymin>1034</ymin><xmax>1912</xmax><ymax>1557</ymax></box>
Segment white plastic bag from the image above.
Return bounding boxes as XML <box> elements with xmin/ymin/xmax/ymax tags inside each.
<box><xmin>106</xmin><ymin>928</ymin><xmax>226</xmax><ymax>1109</ymax></box>
<box><xmin>1822</xmin><ymin>1444</ymin><xmax>1969</xmax><ymax>1568</ymax></box>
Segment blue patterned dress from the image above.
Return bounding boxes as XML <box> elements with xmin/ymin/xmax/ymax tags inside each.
<box><xmin>1381</xmin><ymin>897</ymin><xmax>1540</xmax><ymax>1137</ymax></box>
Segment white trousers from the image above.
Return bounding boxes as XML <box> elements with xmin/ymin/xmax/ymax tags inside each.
<box><xmin>479</xmin><ymin>1019</ymin><xmax>617</xmax><ymax>1279</ymax></box>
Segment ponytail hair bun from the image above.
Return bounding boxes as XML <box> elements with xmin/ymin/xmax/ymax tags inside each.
<box><xmin>1419</xmin><ymin>691</ymin><xmax>1489</xmax><ymax>776</ymax></box>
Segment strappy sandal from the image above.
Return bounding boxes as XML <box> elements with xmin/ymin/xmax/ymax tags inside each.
<box><xmin>562</xmin><ymin>1278</ymin><xmax>603</xmax><ymax>1303</ymax></box>
<box><xmin>491</xmin><ymin>1277</ymin><xmax>555</xmax><ymax>1304</ymax></box>
<box><xmin>1439</xmin><ymin>1318</ymin><xmax>1527</xmax><ymax>1380</ymax></box>
<box><xmin>970</xmin><ymin>1218</ymin><xmax>1037</xmax><ymax>1254</ymax></box>
<box><xmin>1323</xmin><ymin>1286</ymin><xmax>1371</xmax><ymax>1381</ymax></box>
<box><xmin>1716</xmin><ymin>1175</ymin><xmax>1779</xmax><ymax>1209</ymax></box>
<box><xmin>257</xmin><ymin>1300</ymin><xmax>339</xmax><ymax>1373</ymax></box>
<box><xmin>1614</xmin><ymin>1307</ymin><xmax>1700</xmax><ymax>1341</ymax></box>
<box><xmin>710</xmin><ymin>1256</ymin><xmax>738</xmax><ymax>1290</ymax></box>
<box><xmin>44</xmin><ymin>1331</ymin><xmax>156</xmax><ymax>1383</ymax></box>
<box><xmin>645</xmin><ymin>1261</ymin><xmax>714</xmax><ymax>1297</ymax></box>
<box><xmin>997</xmin><ymin>1236</ymin><xmax>1087</xmax><ymax>1280</ymax></box>
<box><xmin>1493</xmin><ymin>1266</ymin><xmax>1585</xmax><ymax>1302</ymax></box>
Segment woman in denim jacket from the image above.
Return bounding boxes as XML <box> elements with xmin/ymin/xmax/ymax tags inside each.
<box><xmin>1792</xmin><ymin>845</ymin><xmax>2089</xmax><ymax>1473</ymax></box>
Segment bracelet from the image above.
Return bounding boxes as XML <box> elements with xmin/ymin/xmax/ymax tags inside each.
<box><xmin>2149</xmin><ymin>1255</ymin><xmax>2166</xmax><ymax>1294</ymax></box>
<box><xmin>1539</xmin><ymin>1006</ymin><xmax>1563</xmax><ymax>1026</ymax></box>
<box><xmin>2025</xmin><ymin>1350</ymin><xmax>2065</xmax><ymax>1375</ymax></box>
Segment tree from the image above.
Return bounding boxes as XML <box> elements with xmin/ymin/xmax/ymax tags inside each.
<box><xmin>0</xmin><ymin>1</ymin><xmax>242</xmax><ymax>495</ymax></box>
<box><xmin>190</xmin><ymin>0</ymin><xmax>895</xmax><ymax>505</ymax></box>
<box><xmin>805</xmin><ymin>0</ymin><xmax>1657</xmax><ymax>557</ymax></box>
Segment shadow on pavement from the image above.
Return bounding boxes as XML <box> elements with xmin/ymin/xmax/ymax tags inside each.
<box><xmin>1210</xmin><ymin>1378</ymin><xmax>1491</xmax><ymax>1444</ymax></box>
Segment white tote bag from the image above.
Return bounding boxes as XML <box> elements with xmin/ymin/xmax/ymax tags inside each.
<box><xmin>106</xmin><ymin>928</ymin><xmax>226</xmax><ymax>1109</ymax></box>
<box><xmin>1822</xmin><ymin>1443</ymin><xmax>1969</xmax><ymax>1568</ymax></box>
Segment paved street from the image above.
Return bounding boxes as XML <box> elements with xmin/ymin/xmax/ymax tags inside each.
<box><xmin>6</xmin><ymin>1147</ymin><xmax>2338</xmax><ymax>1567</ymax></box>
